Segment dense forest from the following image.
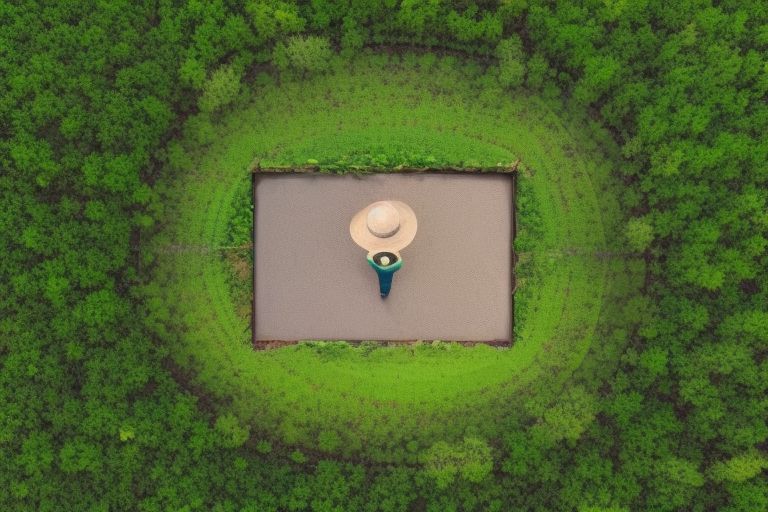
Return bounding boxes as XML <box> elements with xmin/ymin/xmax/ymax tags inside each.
<box><xmin>2</xmin><ymin>1</ymin><xmax>767</xmax><ymax>510</ymax></box>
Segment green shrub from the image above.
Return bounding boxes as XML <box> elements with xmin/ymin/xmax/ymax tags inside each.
<box><xmin>625</xmin><ymin>217</ymin><xmax>654</xmax><ymax>253</ymax></box>
<box><xmin>709</xmin><ymin>452</ymin><xmax>768</xmax><ymax>482</ymax></box>
<box><xmin>422</xmin><ymin>437</ymin><xmax>493</xmax><ymax>489</ymax></box>
<box><xmin>198</xmin><ymin>65</ymin><xmax>242</xmax><ymax>113</ymax></box>
<box><xmin>526</xmin><ymin>53</ymin><xmax>550</xmax><ymax>91</ymax></box>
<box><xmin>273</xmin><ymin>35</ymin><xmax>333</xmax><ymax>74</ymax></box>
<box><xmin>215</xmin><ymin>413</ymin><xmax>251</xmax><ymax>448</ymax></box>
<box><xmin>496</xmin><ymin>36</ymin><xmax>526</xmax><ymax>88</ymax></box>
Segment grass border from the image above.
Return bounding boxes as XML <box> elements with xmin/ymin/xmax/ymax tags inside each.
<box><xmin>149</xmin><ymin>54</ymin><xmax>627</xmax><ymax>458</ymax></box>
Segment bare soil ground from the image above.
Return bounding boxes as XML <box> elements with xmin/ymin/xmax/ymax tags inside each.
<box><xmin>253</xmin><ymin>173</ymin><xmax>514</xmax><ymax>342</ymax></box>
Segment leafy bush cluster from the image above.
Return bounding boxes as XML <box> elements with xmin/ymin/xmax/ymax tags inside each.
<box><xmin>2</xmin><ymin>1</ymin><xmax>766</xmax><ymax>511</ymax></box>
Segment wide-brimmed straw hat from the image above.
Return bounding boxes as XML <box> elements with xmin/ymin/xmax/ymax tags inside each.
<box><xmin>350</xmin><ymin>200</ymin><xmax>418</xmax><ymax>253</ymax></box>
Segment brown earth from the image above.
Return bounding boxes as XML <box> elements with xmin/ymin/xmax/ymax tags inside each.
<box><xmin>253</xmin><ymin>173</ymin><xmax>513</xmax><ymax>342</ymax></box>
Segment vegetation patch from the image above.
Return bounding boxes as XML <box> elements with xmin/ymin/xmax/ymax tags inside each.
<box><xmin>5</xmin><ymin>1</ymin><xmax>764</xmax><ymax>509</ymax></box>
<box><xmin>148</xmin><ymin>52</ymin><xmax>635</xmax><ymax>463</ymax></box>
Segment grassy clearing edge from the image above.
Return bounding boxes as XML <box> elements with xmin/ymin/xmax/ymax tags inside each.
<box><xmin>148</xmin><ymin>53</ymin><xmax>625</xmax><ymax>462</ymax></box>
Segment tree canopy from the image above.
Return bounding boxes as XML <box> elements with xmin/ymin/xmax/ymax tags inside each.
<box><xmin>1</xmin><ymin>0</ymin><xmax>766</xmax><ymax>510</ymax></box>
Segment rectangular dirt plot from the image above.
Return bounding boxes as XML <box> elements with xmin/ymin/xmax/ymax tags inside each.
<box><xmin>253</xmin><ymin>172</ymin><xmax>514</xmax><ymax>344</ymax></box>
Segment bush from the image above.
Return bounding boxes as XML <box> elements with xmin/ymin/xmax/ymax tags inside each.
<box><xmin>496</xmin><ymin>36</ymin><xmax>526</xmax><ymax>88</ymax></box>
<box><xmin>422</xmin><ymin>437</ymin><xmax>493</xmax><ymax>489</ymax></box>
<box><xmin>198</xmin><ymin>64</ymin><xmax>242</xmax><ymax>113</ymax></box>
<box><xmin>526</xmin><ymin>53</ymin><xmax>550</xmax><ymax>90</ymax></box>
<box><xmin>215</xmin><ymin>413</ymin><xmax>250</xmax><ymax>448</ymax></box>
<box><xmin>273</xmin><ymin>35</ymin><xmax>333</xmax><ymax>75</ymax></box>
<box><xmin>625</xmin><ymin>217</ymin><xmax>654</xmax><ymax>253</ymax></box>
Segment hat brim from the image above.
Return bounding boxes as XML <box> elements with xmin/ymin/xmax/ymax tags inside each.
<box><xmin>350</xmin><ymin>200</ymin><xmax>418</xmax><ymax>253</ymax></box>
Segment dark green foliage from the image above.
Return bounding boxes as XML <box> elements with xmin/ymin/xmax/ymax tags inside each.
<box><xmin>226</xmin><ymin>179</ymin><xmax>254</xmax><ymax>248</ymax></box>
<box><xmin>1</xmin><ymin>0</ymin><xmax>766</xmax><ymax>511</ymax></box>
<box><xmin>495</xmin><ymin>36</ymin><xmax>526</xmax><ymax>88</ymax></box>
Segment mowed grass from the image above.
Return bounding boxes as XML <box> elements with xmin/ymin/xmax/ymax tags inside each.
<box><xmin>149</xmin><ymin>53</ymin><xmax>632</xmax><ymax>462</ymax></box>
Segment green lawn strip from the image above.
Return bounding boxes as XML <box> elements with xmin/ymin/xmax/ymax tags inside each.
<box><xmin>152</xmin><ymin>53</ymin><xmax>623</xmax><ymax>460</ymax></box>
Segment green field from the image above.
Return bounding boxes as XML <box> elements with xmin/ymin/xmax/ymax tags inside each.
<box><xmin>7</xmin><ymin>1</ymin><xmax>765</xmax><ymax>509</ymax></box>
<box><xmin>148</xmin><ymin>53</ymin><xmax>640</xmax><ymax>462</ymax></box>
